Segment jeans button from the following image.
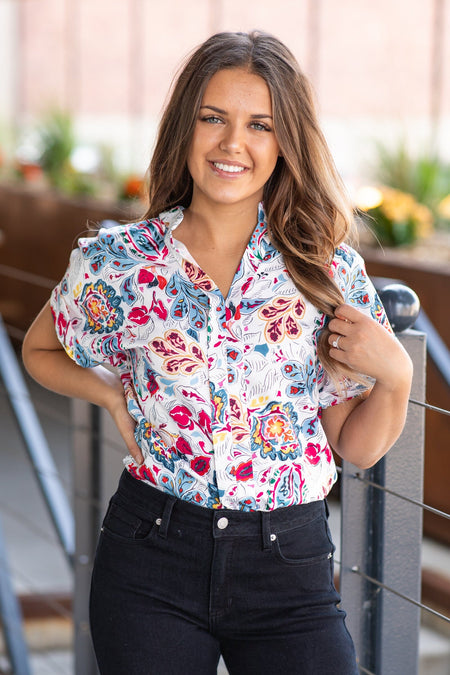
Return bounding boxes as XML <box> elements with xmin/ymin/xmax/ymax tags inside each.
<box><xmin>217</xmin><ymin>517</ymin><xmax>229</xmax><ymax>530</ymax></box>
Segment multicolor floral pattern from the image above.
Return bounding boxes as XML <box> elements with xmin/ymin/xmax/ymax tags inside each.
<box><xmin>51</xmin><ymin>204</ymin><xmax>392</xmax><ymax>510</ymax></box>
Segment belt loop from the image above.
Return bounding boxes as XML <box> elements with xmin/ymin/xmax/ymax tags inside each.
<box><xmin>324</xmin><ymin>498</ymin><xmax>330</xmax><ymax>519</ymax></box>
<box><xmin>158</xmin><ymin>495</ymin><xmax>177</xmax><ymax>539</ymax></box>
<box><xmin>261</xmin><ymin>512</ymin><xmax>272</xmax><ymax>551</ymax></box>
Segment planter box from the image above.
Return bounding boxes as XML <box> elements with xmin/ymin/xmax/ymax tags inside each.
<box><xmin>0</xmin><ymin>183</ymin><xmax>141</xmax><ymax>333</ymax></box>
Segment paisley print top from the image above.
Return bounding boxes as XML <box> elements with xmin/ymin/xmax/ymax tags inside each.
<box><xmin>51</xmin><ymin>204</ymin><xmax>391</xmax><ymax>510</ymax></box>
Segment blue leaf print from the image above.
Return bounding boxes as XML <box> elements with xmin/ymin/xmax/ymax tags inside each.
<box><xmin>166</xmin><ymin>272</ymin><xmax>209</xmax><ymax>331</ymax></box>
<box><xmin>282</xmin><ymin>358</ymin><xmax>317</xmax><ymax>398</ymax></box>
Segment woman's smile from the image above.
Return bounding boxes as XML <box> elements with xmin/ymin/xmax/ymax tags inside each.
<box><xmin>187</xmin><ymin>67</ymin><xmax>280</xmax><ymax>211</ymax></box>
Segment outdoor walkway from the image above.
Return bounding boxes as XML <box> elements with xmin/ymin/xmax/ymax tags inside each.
<box><xmin>0</xmin><ymin>363</ymin><xmax>449</xmax><ymax>674</ymax></box>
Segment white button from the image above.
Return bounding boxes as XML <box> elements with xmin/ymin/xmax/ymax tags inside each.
<box><xmin>217</xmin><ymin>517</ymin><xmax>229</xmax><ymax>530</ymax></box>
<box><xmin>155</xmin><ymin>518</ymin><xmax>162</xmax><ymax>526</ymax></box>
<box><xmin>270</xmin><ymin>533</ymin><xmax>277</xmax><ymax>542</ymax></box>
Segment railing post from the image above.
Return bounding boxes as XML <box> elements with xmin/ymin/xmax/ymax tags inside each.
<box><xmin>0</xmin><ymin>517</ymin><xmax>32</xmax><ymax>675</ymax></box>
<box><xmin>0</xmin><ymin>314</ymin><xmax>74</xmax><ymax>565</ymax></box>
<box><xmin>340</xmin><ymin>328</ymin><xmax>426</xmax><ymax>674</ymax></box>
<box><xmin>72</xmin><ymin>400</ymin><xmax>102</xmax><ymax>675</ymax></box>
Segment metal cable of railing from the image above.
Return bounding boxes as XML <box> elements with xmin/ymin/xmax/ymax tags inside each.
<box><xmin>350</xmin><ymin>566</ymin><xmax>450</xmax><ymax>624</ymax></box>
<box><xmin>335</xmin><ymin>388</ymin><xmax>450</xmax><ymax>674</ymax></box>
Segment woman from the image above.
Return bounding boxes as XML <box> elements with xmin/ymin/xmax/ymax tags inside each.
<box><xmin>22</xmin><ymin>31</ymin><xmax>412</xmax><ymax>674</ymax></box>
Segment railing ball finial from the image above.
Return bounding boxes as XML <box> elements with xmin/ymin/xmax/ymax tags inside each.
<box><xmin>378</xmin><ymin>283</ymin><xmax>420</xmax><ymax>333</ymax></box>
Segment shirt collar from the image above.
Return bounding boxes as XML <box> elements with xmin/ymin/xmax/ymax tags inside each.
<box><xmin>160</xmin><ymin>202</ymin><xmax>274</xmax><ymax>264</ymax></box>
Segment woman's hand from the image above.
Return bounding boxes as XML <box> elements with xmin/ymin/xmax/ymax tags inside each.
<box><xmin>327</xmin><ymin>303</ymin><xmax>412</xmax><ymax>388</ymax></box>
<box><xmin>322</xmin><ymin>303</ymin><xmax>413</xmax><ymax>469</ymax></box>
<box><xmin>104</xmin><ymin>385</ymin><xmax>144</xmax><ymax>466</ymax></box>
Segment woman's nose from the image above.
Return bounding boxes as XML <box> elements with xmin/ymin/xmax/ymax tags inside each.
<box><xmin>219</xmin><ymin>124</ymin><xmax>245</xmax><ymax>153</ymax></box>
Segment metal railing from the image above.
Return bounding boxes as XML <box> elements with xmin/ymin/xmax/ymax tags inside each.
<box><xmin>340</xmin><ymin>329</ymin><xmax>428</xmax><ymax>675</ymax></box>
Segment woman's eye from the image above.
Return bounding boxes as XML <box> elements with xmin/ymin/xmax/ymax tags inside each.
<box><xmin>201</xmin><ymin>115</ymin><xmax>223</xmax><ymax>124</ymax></box>
<box><xmin>251</xmin><ymin>122</ymin><xmax>271</xmax><ymax>132</ymax></box>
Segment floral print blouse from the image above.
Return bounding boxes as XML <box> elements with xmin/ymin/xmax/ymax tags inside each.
<box><xmin>51</xmin><ymin>204</ymin><xmax>390</xmax><ymax>510</ymax></box>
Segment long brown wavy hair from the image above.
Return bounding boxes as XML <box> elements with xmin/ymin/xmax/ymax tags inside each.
<box><xmin>144</xmin><ymin>31</ymin><xmax>358</xmax><ymax>384</ymax></box>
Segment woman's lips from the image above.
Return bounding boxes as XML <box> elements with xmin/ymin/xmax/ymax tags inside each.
<box><xmin>209</xmin><ymin>160</ymin><xmax>249</xmax><ymax>176</ymax></box>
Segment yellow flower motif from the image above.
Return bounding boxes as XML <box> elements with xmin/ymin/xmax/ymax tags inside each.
<box><xmin>213</xmin><ymin>431</ymin><xmax>229</xmax><ymax>444</ymax></box>
<box><xmin>249</xmin><ymin>395</ymin><xmax>269</xmax><ymax>408</ymax></box>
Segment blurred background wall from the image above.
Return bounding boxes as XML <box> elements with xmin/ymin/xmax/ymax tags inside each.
<box><xmin>0</xmin><ymin>0</ymin><xmax>449</xmax><ymax>185</ymax></box>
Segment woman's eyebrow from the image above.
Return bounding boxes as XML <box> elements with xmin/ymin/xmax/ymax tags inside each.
<box><xmin>200</xmin><ymin>105</ymin><xmax>273</xmax><ymax>119</ymax></box>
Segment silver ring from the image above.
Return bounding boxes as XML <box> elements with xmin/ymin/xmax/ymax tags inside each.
<box><xmin>332</xmin><ymin>335</ymin><xmax>342</xmax><ymax>349</ymax></box>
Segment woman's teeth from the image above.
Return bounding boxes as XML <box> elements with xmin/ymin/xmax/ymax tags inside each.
<box><xmin>213</xmin><ymin>162</ymin><xmax>246</xmax><ymax>173</ymax></box>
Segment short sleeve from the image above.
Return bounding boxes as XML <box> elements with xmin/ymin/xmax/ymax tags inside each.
<box><xmin>50</xmin><ymin>237</ymin><xmax>128</xmax><ymax>370</ymax></box>
<box><xmin>318</xmin><ymin>244</ymin><xmax>393</xmax><ymax>409</ymax></box>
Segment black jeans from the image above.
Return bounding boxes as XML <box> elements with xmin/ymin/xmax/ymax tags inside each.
<box><xmin>90</xmin><ymin>470</ymin><xmax>358</xmax><ymax>674</ymax></box>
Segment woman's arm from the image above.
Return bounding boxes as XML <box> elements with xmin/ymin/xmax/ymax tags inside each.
<box><xmin>321</xmin><ymin>303</ymin><xmax>413</xmax><ymax>469</ymax></box>
<box><xmin>22</xmin><ymin>301</ymin><xmax>143</xmax><ymax>464</ymax></box>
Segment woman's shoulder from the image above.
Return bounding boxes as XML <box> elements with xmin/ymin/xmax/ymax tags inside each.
<box><xmin>332</xmin><ymin>242</ymin><xmax>366</xmax><ymax>270</ymax></box>
<box><xmin>73</xmin><ymin>214</ymin><xmax>171</xmax><ymax>270</ymax></box>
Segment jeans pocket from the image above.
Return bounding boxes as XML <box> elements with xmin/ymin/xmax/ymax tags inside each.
<box><xmin>272</xmin><ymin>514</ymin><xmax>334</xmax><ymax>566</ymax></box>
<box><xmin>101</xmin><ymin>500</ymin><xmax>155</xmax><ymax>544</ymax></box>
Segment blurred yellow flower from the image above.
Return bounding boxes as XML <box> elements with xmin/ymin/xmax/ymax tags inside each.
<box><xmin>355</xmin><ymin>185</ymin><xmax>434</xmax><ymax>246</ymax></box>
<box><xmin>355</xmin><ymin>186</ymin><xmax>383</xmax><ymax>210</ymax></box>
<box><xmin>437</xmin><ymin>194</ymin><xmax>450</xmax><ymax>220</ymax></box>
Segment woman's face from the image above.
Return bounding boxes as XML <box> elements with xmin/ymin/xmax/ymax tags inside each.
<box><xmin>187</xmin><ymin>68</ymin><xmax>280</xmax><ymax>213</ymax></box>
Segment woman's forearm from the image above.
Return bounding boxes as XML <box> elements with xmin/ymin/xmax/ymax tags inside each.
<box><xmin>22</xmin><ymin>301</ymin><xmax>143</xmax><ymax>463</ymax></box>
<box><xmin>331</xmin><ymin>375</ymin><xmax>412</xmax><ymax>469</ymax></box>
<box><xmin>22</xmin><ymin>301</ymin><xmax>123</xmax><ymax>410</ymax></box>
<box><xmin>23</xmin><ymin>345</ymin><xmax>123</xmax><ymax>408</ymax></box>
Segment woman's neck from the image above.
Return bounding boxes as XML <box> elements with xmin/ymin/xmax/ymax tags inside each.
<box><xmin>178</xmin><ymin>199</ymin><xmax>259</xmax><ymax>252</ymax></box>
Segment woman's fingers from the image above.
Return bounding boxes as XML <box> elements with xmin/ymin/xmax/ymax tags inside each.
<box><xmin>108</xmin><ymin>394</ymin><xmax>144</xmax><ymax>465</ymax></box>
<box><xmin>327</xmin><ymin>304</ymin><xmax>408</xmax><ymax>386</ymax></box>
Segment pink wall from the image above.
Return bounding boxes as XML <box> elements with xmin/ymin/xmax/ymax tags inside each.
<box><xmin>17</xmin><ymin>0</ymin><xmax>449</xmax><ymax>120</ymax></box>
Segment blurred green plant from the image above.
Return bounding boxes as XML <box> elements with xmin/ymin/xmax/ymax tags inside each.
<box><xmin>373</xmin><ymin>140</ymin><xmax>450</xmax><ymax>229</ymax></box>
<box><xmin>37</xmin><ymin>110</ymin><xmax>75</xmax><ymax>189</ymax></box>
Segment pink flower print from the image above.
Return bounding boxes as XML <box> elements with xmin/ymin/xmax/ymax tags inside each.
<box><xmin>305</xmin><ymin>442</ymin><xmax>321</xmax><ymax>466</ymax></box>
<box><xmin>190</xmin><ymin>456</ymin><xmax>211</xmax><ymax>476</ymax></box>
<box><xmin>137</xmin><ymin>268</ymin><xmax>167</xmax><ymax>290</ymax></box>
<box><xmin>150</xmin><ymin>329</ymin><xmax>205</xmax><ymax>375</ymax></box>
<box><xmin>127</xmin><ymin>462</ymin><xmax>157</xmax><ymax>485</ymax></box>
<box><xmin>150</xmin><ymin>296</ymin><xmax>168</xmax><ymax>320</ymax></box>
<box><xmin>128</xmin><ymin>293</ymin><xmax>167</xmax><ymax>325</ymax></box>
<box><xmin>175</xmin><ymin>436</ymin><xmax>194</xmax><ymax>456</ymax></box>
<box><xmin>197</xmin><ymin>409</ymin><xmax>212</xmax><ymax>436</ymax></box>
<box><xmin>145</xmin><ymin>367</ymin><xmax>159</xmax><ymax>395</ymax></box>
<box><xmin>230</xmin><ymin>460</ymin><xmax>253</xmax><ymax>482</ymax></box>
<box><xmin>56</xmin><ymin>311</ymin><xmax>68</xmax><ymax>338</ymax></box>
<box><xmin>128</xmin><ymin>306</ymin><xmax>152</xmax><ymax>325</ymax></box>
<box><xmin>170</xmin><ymin>405</ymin><xmax>195</xmax><ymax>430</ymax></box>
<box><xmin>258</xmin><ymin>296</ymin><xmax>305</xmax><ymax>343</ymax></box>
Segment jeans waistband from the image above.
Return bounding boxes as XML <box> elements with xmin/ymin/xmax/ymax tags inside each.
<box><xmin>116</xmin><ymin>469</ymin><xmax>327</xmax><ymax>548</ymax></box>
